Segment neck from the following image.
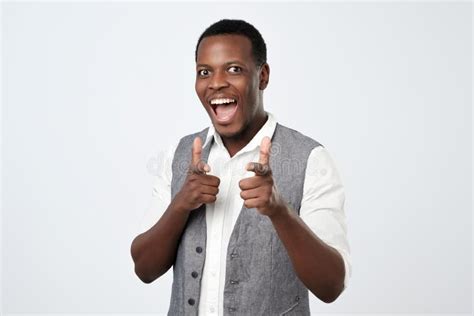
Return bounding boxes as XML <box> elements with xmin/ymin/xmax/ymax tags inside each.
<box><xmin>221</xmin><ymin>111</ymin><xmax>268</xmax><ymax>158</ymax></box>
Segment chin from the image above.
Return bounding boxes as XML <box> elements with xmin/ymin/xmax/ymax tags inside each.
<box><xmin>213</xmin><ymin>122</ymin><xmax>244</xmax><ymax>139</ymax></box>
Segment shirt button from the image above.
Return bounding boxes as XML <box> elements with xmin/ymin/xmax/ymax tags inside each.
<box><xmin>211</xmin><ymin>271</ymin><xmax>216</xmax><ymax>277</ymax></box>
<box><xmin>188</xmin><ymin>298</ymin><xmax>195</xmax><ymax>306</ymax></box>
<box><xmin>209</xmin><ymin>306</ymin><xmax>215</xmax><ymax>313</ymax></box>
<box><xmin>191</xmin><ymin>271</ymin><xmax>198</xmax><ymax>278</ymax></box>
<box><xmin>196</xmin><ymin>246</ymin><xmax>203</xmax><ymax>253</ymax></box>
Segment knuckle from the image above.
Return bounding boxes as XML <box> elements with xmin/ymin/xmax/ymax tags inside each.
<box><xmin>264</xmin><ymin>186</ymin><xmax>272</xmax><ymax>195</ymax></box>
<box><xmin>204</xmin><ymin>195</ymin><xmax>216</xmax><ymax>203</ymax></box>
<box><xmin>189</xmin><ymin>182</ymin><xmax>197</xmax><ymax>190</ymax></box>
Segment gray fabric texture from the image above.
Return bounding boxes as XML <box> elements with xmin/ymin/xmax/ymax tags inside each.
<box><xmin>168</xmin><ymin>123</ymin><xmax>322</xmax><ymax>315</ymax></box>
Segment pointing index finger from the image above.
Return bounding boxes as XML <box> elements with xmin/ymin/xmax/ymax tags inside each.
<box><xmin>259</xmin><ymin>136</ymin><xmax>271</xmax><ymax>165</ymax></box>
<box><xmin>192</xmin><ymin>137</ymin><xmax>203</xmax><ymax>166</ymax></box>
<box><xmin>190</xmin><ymin>137</ymin><xmax>210</xmax><ymax>174</ymax></box>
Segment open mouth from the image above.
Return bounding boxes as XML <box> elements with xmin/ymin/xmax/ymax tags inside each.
<box><xmin>209</xmin><ymin>98</ymin><xmax>238</xmax><ymax>124</ymax></box>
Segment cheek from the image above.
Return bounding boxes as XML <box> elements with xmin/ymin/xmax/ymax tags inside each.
<box><xmin>195</xmin><ymin>83</ymin><xmax>206</xmax><ymax>101</ymax></box>
<box><xmin>194</xmin><ymin>82</ymin><xmax>201</xmax><ymax>95</ymax></box>
<box><xmin>233</xmin><ymin>81</ymin><xmax>251</xmax><ymax>100</ymax></box>
<box><xmin>241</xmin><ymin>77</ymin><xmax>259</xmax><ymax>99</ymax></box>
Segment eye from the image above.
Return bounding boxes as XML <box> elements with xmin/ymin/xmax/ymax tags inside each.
<box><xmin>197</xmin><ymin>69</ymin><xmax>210</xmax><ymax>77</ymax></box>
<box><xmin>228</xmin><ymin>66</ymin><xmax>242</xmax><ymax>73</ymax></box>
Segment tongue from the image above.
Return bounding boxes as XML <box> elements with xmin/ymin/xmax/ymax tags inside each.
<box><xmin>215</xmin><ymin>103</ymin><xmax>237</xmax><ymax>120</ymax></box>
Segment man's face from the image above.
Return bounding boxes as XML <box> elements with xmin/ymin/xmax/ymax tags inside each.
<box><xmin>195</xmin><ymin>34</ymin><xmax>269</xmax><ymax>139</ymax></box>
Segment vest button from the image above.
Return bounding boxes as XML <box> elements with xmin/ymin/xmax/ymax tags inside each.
<box><xmin>227</xmin><ymin>307</ymin><xmax>236</xmax><ymax>312</ymax></box>
<box><xmin>188</xmin><ymin>298</ymin><xmax>195</xmax><ymax>306</ymax></box>
<box><xmin>230</xmin><ymin>252</ymin><xmax>238</xmax><ymax>259</ymax></box>
<box><xmin>230</xmin><ymin>280</ymin><xmax>239</xmax><ymax>285</ymax></box>
<box><xmin>196</xmin><ymin>246</ymin><xmax>203</xmax><ymax>253</ymax></box>
<box><xmin>191</xmin><ymin>271</ymin><xmax>198</xmax><ymax>278</ymax></box>
<box><xmin>295</xmin><ymin>295</ymin><xmax>300</xmax><ymax>301</ymax></box>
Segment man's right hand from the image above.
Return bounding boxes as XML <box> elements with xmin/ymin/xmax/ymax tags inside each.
<box><xmin>173</xmin><ymin>137</ymin><xmax>220</xmax><ymax>213</ymax></box>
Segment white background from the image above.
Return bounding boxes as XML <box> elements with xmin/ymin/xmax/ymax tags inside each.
<box><xmin>2</xmin><ymin>1</ymin><xmax>472</xmax><ymax>314</ymax></box>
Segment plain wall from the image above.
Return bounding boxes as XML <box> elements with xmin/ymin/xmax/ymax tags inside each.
<box><xmin>2</xmin><ymin>2</ymin><xmax>472</xmax><ymax>314</ymax></box>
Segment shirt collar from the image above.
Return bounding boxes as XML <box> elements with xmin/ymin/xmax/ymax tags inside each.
<box><xmin>203</xmin><ymin>111</ymin><xmax>277</xmax><ymax>157</ymax></box>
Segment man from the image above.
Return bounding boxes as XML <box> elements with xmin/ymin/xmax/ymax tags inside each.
<box><xmin>131</xmin><ymin>19</ymin><xmax>351</xmax><ymax>315</ymax></box>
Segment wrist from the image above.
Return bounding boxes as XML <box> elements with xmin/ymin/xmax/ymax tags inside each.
<box><xmin>170</xmin><ymin>196</ymin><xmax>191</xmax><ymax>217</ymax></box>
<box><xmin>268</xmin><ymin>202</ymin><xmax>292</xmax><ymax>222</ymax></box>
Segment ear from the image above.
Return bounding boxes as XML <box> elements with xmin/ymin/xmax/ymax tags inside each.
<box><xmin>259</xmin><ymin>63</ymin><xmax>270</xmax><ymax>90</ymax></box>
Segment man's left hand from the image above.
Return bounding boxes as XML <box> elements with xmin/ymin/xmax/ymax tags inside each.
<box><xmin>239</xmin><ymin>136</ymin><xmax>287</xmax><ymax>217</ymax></box>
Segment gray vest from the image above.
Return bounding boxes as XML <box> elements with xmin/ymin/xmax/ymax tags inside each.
<box><xmin>168</xmin><ymin>123</ymin><xmax>322</xmax><ymax>315</ymax></box>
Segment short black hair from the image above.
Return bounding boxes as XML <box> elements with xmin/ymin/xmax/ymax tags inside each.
<box><xmin>195</xmin><ymin>19</ymin><xmax>267</xmax><ymax>66</ymax></box>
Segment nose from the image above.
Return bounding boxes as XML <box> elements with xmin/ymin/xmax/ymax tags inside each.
<box><xmin>209</xmin><ymin>70</ymin><xmax>229</xmax><ymax>90</ymax></box>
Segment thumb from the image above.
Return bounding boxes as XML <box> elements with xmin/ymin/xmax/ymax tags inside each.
<box><xmin>259</xmin><ymin>136</ymin><xmax>272</xmax><ymax>165</ymax></box>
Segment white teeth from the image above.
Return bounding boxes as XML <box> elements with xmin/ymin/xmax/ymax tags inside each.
<box><xmin>210</xmin><ymin>98</ymin><xmax>236</xmax><ymax>105</ymax></box>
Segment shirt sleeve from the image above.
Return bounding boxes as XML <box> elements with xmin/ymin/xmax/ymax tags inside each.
<box><xmin>137</xmin><ymin>142</ymin><xmax>176</xmax><ymax>234</ymax></box>
<box><xmin>299</xmin><ymin>146</ymin><xmax>352</xmax><ymax>291</ymax></box>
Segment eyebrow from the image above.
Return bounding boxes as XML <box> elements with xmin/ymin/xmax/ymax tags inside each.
<box><xmin>196</xmin><ymin>63</ymin><xmax>211</xmax><ymax>68</ymax></box>
<box><xmin>196</xmin><ymin>61</ymin><xmax>245</xmax><ymax>68</ymax></box>
<box><xmin>224</xmin><ymin>61</ymin><xmax>245</xmax><ymax>66</ymax></box>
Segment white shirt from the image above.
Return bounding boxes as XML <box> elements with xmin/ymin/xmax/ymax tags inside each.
<box><xmin>140</xmin><ymin>112</ymin><xmax>351</xmax><ymax>315</ymax></box>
